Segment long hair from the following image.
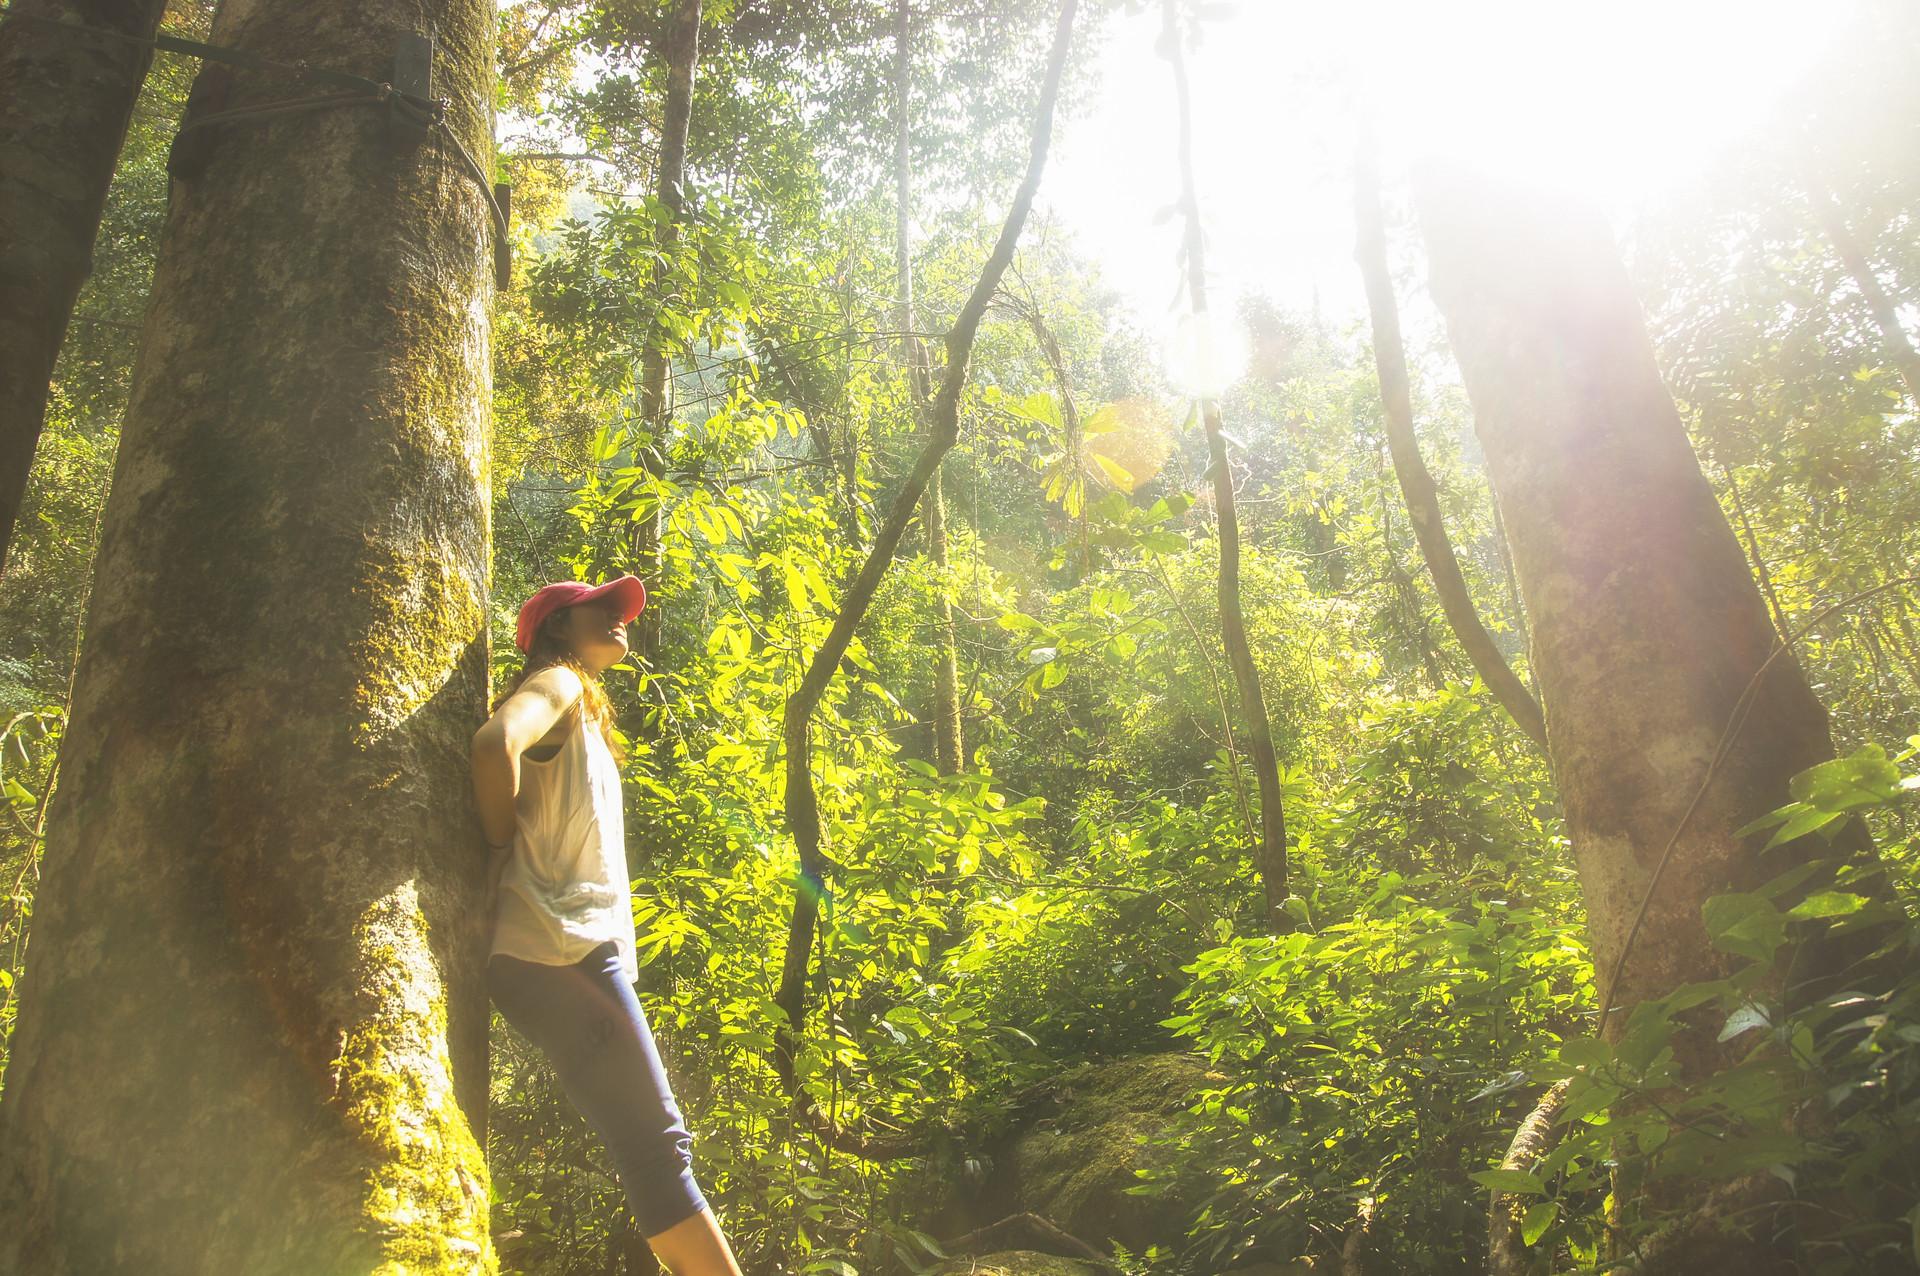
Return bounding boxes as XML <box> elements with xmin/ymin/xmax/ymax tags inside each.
<box><xmin>490</xmin><ymin>605</ymin><xmax>628</xmax><ymax>764</ymax></box>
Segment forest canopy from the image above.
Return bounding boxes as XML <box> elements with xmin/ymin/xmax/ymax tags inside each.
<box><xmin>0</xmin><ymin>0</ymin><xmax>1916</xmax><ymax>1273</ymax></box>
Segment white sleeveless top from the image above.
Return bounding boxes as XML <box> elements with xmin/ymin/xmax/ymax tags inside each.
<box><xmin>489</xmin><ymin>704</ymin><xmax>639</xmax><ymax>984</ymax></box>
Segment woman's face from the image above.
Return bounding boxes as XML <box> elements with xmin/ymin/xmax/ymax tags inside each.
<box><xmin>556</xmin><ymin>599</ymin><xmax>630</xmax><ymax>673</ymax></box>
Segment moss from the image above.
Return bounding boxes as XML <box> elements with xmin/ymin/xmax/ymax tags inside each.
<box><xmin>348</xmin><ymin>539</ymin><xmax>485</xmax><ymax>750</ymax></box>
<box><xmin>1039</xmin><ymin>1052</ymin><xmax>1216</xmax><ymax>1133</ymax></box>
<box><xmin>1010</xmin><ymin>1054</ymin><xmax>1218</xmax><ymax>1252</ymax></box>
<box><xmin>331</xmin><ymin>882</ymin><xmax>495</xmax><ymax>1273</ymax></box>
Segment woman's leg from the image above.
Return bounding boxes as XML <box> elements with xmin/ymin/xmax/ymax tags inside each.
<box><xmin>644</xmin><ymin>1206</ymin><xmax>743</xmax><ymax>1275</ymax></box>
<box><xmin>487</xmin><ymin>947</ymin><xmax>742</xmax><ymax>1274</ymax></box>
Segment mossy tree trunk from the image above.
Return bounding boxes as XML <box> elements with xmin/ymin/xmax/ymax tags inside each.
<box><xmin>1414</xmin><ymin>166</ymin><xmax>1852</xmax><ymax>1040</ymax></box>
<box><xmin>0</xmin><ymin>0</ymin><xmax>500</xmax><ymax>1270</ymax></box>
<box><xmin>0</xmin><ymin>0</ymin><xmax>171</xmax><ymax>577</ymax></box>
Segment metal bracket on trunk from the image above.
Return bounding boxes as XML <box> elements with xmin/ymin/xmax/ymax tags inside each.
<box><xmin>389</xmin><ymin>33</ymin><xmax>435</xmax><ymax>146</ymax></box>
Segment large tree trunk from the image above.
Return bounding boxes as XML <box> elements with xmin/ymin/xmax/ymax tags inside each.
<box><xmin>1353</xmin><ymin>130</ymin><xmax>1546</xmax><ymax>752</ymax></box>
<box><xmin>0</xmin><ymin>0</ymin><xmax>500</xmax><ymax>1268</ymax></box>
<box><xmin>1414</xmin><ymin>166</ymin><xmax>1851</xmax><ymax>1037</ymax></box>
<box><xmin>1416</xmin><ymin>168</ymin><xmax>1876</xmax><ymax>1273</ymax></box>
<box><xmin>0</xmin><ymin>0</ymin><xmax>171</xmax><ymax>578</ymax></box>
<box><xmin>1164</xmin><ymin>0</ymin><xmax>1288</xmax><ymax>919</ymax></box>
<box><xmin>633</xmin><ymin>0</ymin><xmax>700</xmax><ymax>668</ymax></box>
<box><xmin>893</xmin><ymin>0</ymin><xmax>963</xmax><ymax>776</ymax></box>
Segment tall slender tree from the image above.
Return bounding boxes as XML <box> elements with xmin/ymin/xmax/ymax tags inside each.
<box><xmin>1804</xmin><ymin>172</ymin><xmax>1920</xmax><ymax>408</ymax></box>
<box><xmin>0</xmin><ymin>0</ymin><xmax>171</xmax><ymax>577</ymax></box>
<box><xmin>774</xmin><ymin>0</ymin><xmax>1076</xmax><ymax>1098</ymax></box>
<box><xmin>1163</xmin><ymin>0</ymin><xmax>1288</xmax><ymax>919</ymax></box>
<box><xmin>633</xmin><ymin>0</ymin><xmax>701</xmax><ymax>668</ymax></box>
<box><xmin>0</xmin><ymin>0</ymin><xmax>501</xmax><ymax>1267</ymax></box>
<box><xmin>894</xmin><ymin>0</ymin><xmax>964</xmax><ymax>776</ymax></box>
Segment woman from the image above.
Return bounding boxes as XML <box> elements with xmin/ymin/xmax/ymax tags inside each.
<box><xmin>471</xmin><ymin>574</ymin><xmax>742</xmax><ymax>1275</ymax></box>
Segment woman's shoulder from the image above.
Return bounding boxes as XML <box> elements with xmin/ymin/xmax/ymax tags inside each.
<box><xmin>521</xmin><ymin>663</ymin><xmax>586</xmax><ymax>709</ymax></box>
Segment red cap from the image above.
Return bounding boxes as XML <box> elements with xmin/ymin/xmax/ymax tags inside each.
<box><xmin>514</xmin><ymin>575</ymin><xmax>647</xmax><ymax>653</ymax></box>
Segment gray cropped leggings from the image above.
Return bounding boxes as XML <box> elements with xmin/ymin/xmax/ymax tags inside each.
<box><xmin>486</xmin><ymin>941</ymin><xmax>708</xmax><ymax>1236</ymax></box>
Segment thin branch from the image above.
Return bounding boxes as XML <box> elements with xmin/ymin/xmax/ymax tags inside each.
<box><xmin>1164</xmin><ymin>0</ymin><xmax>1289</xmax><ymax>919</ymax></box>
<box><xmin>772</xmin><ymin>0</ymin><xmax>1079</xmax><ymax>1096</ymax></box>
<box><xmin>1354</xmin><ymin>117</ymin><xmax>1547</xmax><ymax>753</ymax></box>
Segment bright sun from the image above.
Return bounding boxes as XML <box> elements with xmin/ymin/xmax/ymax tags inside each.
<box><xmin>1043</xmin><ymin>0</ymin><xmax>1844</xmax><ymax>342</ymax></box>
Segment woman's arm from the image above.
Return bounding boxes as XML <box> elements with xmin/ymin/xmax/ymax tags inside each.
<box><xmin>470</xmin><ymin>665</ymin><xmax>585</xmax><ymax>848</ymax></box>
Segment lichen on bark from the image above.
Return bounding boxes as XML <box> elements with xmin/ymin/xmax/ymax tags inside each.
<box><xmin>334</xmin><ymin>882</ymin><xmax>493</xmax><ymax>1272</ymax></box>
<box><xmin>350</xmin><ymin>541</ymin><xmax>486</xmax><ymax>749</ymax></box>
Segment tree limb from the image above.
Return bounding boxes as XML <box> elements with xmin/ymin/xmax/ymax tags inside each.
<box><xmin>947</xmin><ymin>1213</ymin><xmax>1117</xmax><ymax>1271</ymax></box>
<box><xmin>1487</xmin><ymin>1079</ymin><xmax>1569</xmax><ymax>1276</ymax></box>
<box><xmin>1163</xmin><ymin>0</ymin><xmax>1290</xmax><ymax>920</ymax></box>
<box><xmin>1354</xmin><ymin>120</ymin><xmax>1547</xmax><ymax>753</ymax></box>
<box><xmin>771</xmin><ymin>0</ymin><xmax>1079</xmax><ymax>1095</ymax></box>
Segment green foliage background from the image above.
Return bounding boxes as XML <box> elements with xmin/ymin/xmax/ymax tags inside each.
<box><xmin>1</xmin><ymin>0</ymin><xmax>1917</xmax><ymax>1272</ymax></box>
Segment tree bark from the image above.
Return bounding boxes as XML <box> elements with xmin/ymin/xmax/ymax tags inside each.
<box><xmin>1353</xmin><ymin>131</ymin><xmax>1546</xmax><ymax>752</ymax></box>
<box><xmin>1163</xmin><ymin>0</ymin><xmax>1288</xmax><ymax>919</ymax></box>
<box><xmin>894</xmin><ymin>0</ymin><xmax>962</xmax><ymax>775</ymax></box>
<box><xmin>0</xmin><ymin>0</ymin><xmax>171</xmax><ymax>579</ymax></box>
<box><xmin>1413</xmin><ymin>164</ymin><xmax>1856</xmax><ymax>1060</ymax></box>
<box><xmin>773</xmin><ymin>0</ymin><xmax>1076</xmax><ymax>1095</ymax></box>
<box><xmin>0</xmin><ymin>0</ymin><xmax>500</xmax><ymax>1268</ymax></box>
<box><xmin>633</xmin><ymin>0</ymin><xmax>701</xmax><ymax>666</ymax></box>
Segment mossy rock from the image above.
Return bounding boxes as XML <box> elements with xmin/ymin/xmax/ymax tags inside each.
<box><xmin>997</xmin><ymin>1053</ymin><xmax>1220</xmax><ymax>1253</ymax></box>
<box><xmin>928</xmin><ymin>1251</ymin><xmax>1101</xmax><ymax>1276</ymax></box>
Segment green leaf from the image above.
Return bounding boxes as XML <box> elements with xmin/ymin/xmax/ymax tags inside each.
<box><xmin>1788</xmin><ymin>745</ymin><xmax>1900</xmax><ymax>812</ymax></box>
<box><xmin>1702</xmin><ymin>892</ymin><xmax>1787</xmax><ymax>964</ymax></box>
<box><xmin>907</xmin><ymin>1230</ymin><xmax>949</xmax><ymax>1260</ymax></box>
<box><xmin>1017</xmin><ymin>391</ymin><xmax>1062</xmax><ymax>428</ymax></box>
<box><xmin>1718</xmin><ymin>1002</ymin><xmax>1771</xmax><ymax>1042</ymax></box>
<box><xmin>782</xmin><ymin>563</ymin><xmax>808</xmax><ymax>613</ymax></box>
<box><xmin>1785</xmin><ymin>891</ymin><xmax>1867</xmax><ymax>920</ymax></box>
<box><xmin>1760</xmin><ymin>805</ymin><xmax>1842</xmax><ymax>850</ymax></box>
<box><xmin>1470</xmin><ymin>1168</ymin><xmax>1546</xmax><ymax>1195</ymax></box>
<box><xmin>1521</xmin><ymin>1200</ymin><xmax>1559</xmax><ymax>1246</ymax></box>
<box><xmin>1138</xmin><ymin>529</ymin><xmax>1187</xmax><ymax>555</ymax></box>
<box><xmin>1091</xmin><ymin>452</ymin><xmax>1137</xmax><ymax>492</ymax></box>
